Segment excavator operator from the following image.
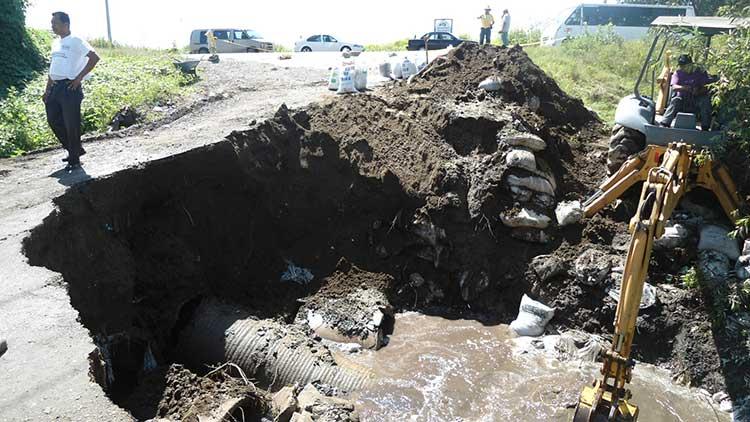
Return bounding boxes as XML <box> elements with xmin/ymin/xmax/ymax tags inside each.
<box><xmin>660</xmin><ymin>54</ymin><xmax>717</xmax><ymax>131</ymax></box>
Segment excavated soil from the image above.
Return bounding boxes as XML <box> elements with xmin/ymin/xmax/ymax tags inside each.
<box><xmin>22</xmin><ymin>43</ymin><xmax>749</xmax><ymax>417</ymax></box>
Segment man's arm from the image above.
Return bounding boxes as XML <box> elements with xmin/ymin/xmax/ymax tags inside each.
<box><xmin>68</xmin><ymin>51</ymin><xmax>100</xmax><ymax>90</ymax></box>
<box><xmin>43</xmin><ymin>76</ymin><xmax>53</xmax><ymax>103</ymax></box>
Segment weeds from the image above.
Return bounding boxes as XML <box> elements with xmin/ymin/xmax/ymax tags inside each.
<box><xmin>681</xmin><ymin>266</ymin><xmax>704</xmax><ymax>289</ymax></box>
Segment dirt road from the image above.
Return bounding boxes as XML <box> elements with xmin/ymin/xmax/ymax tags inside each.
<box><xmin>0</xmin><ymin>59</ymin><xmax>329</xmax><ymax>421</ymax></box>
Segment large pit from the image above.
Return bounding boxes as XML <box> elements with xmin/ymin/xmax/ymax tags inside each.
<box><xmin>21</xmin><ymin>44</ymin><xmax>750</xmax><ymax>421</ymax></box>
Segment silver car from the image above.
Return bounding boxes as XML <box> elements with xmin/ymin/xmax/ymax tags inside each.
<box><xmin>294</xmin><ymin>34</ymin><xmax>364</xmax><ymax>53</ymax></box>
<box><xmin>189</xmin><ymin>29</ymin><xmax>273</xmax><ymax>54</ymax></box>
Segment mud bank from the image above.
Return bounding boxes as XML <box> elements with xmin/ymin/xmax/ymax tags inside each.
<box><xmin>22</xmin><ymin>43</ymin><xmax>749</xmax><ymax>419</ymax></box>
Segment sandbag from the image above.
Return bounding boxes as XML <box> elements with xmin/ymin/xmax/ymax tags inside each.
<box><xmin>555</xmin><ymin>200</ymin><xmax>583</xmax><ymax>226</ymax></box>
<box><xmin>500</xmin><ymin>208</ymin><xmax>551</xmax><ymax>229</ymax></box>
<box><xmin>337</xmin><ymin>65</ymin><xmax>358</xmax><ymax>94</ymax></box>
<box><xmin>354</xmin><ymin>67</ymin><xmax>368</xmax><ymax>91</ymax></box>
<box><xmin>391</xmin><ymin>60</ymin><xmax>403</xmax><ymax>79</ymax></box>
<box><xmin>505</xmin><ymin>149</ymin><xmax>536</xmax><ymax>171</ymax></box>
<box><xmin>698</xmin><ymin>225</ymin><xmax>740</xmax><ymax>260</ymax></box>
<box><xmin>654</xmin><ymin>222</ymin><xmax>689</xmax><ymax>249</ymax></box>
<box><xmin>506</xmin><ymin>174</ymin><xmax>555</xmax><ymax>196</ymax></box>
<box><xmin>502</xmin><ymin>133</ymin><xmax>546</xmax><ymax>151</ymax></box>
<box><xmin>327</xmin><ymin>67</ymin><xmax>340</xmax><ymax>91</ymax></box>
<box><xmin>478</xmin><ymin>76</ymin><xmax>502</xmax><ymax>91</ymax></box>
<box><xmin>400</xmin><ymin>58</ymin><xmax>417</xmax><ymax>79</ymax></box>
<box><xmin>378</xmin><ymin>62</ymin><xmax>391</xmax><ymax>78</ymax></box>
<box><xmin>510</xmin><ymin>294</ymin><xmax>555</xmax><ymax>337</ymax></box>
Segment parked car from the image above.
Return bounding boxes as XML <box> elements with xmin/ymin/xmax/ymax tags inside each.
<box><xmin>189</xmin><ymin>29</ymin><xmax>273</xmax><ymax>53</ymax></box>
<box><xmin>541</xmin><ymin>3</ymin><xmax>695</xmax><ymax>46</ymax></box>
<box><xmin>407</xmin><ymin>32</ymin><xmax>466</xmax><ymax>51</ymax></box>
<box><xmin>294</xmin><ymin>35</ymin><xmax>364</xmax><ymax>52</ymax></box>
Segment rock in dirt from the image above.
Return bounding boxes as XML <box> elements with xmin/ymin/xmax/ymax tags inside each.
<box><xmin>698</xmin><ymin>225</ymin><xmax>740</xmax><ymax>260</ymax></box>
<box><xmin>530</xmin><ymin>254</ymin><xmax>566</xmax><ymax>282</ymax></box>
<box><xmin>273</xmin><ymin>386</ymin><xmax>297</xmax><ymax>422</ymax></box>
<box><xmin>478</xmin><ymin>76</ymin><xmax>502</xmax><ymax>91</ymax></box>
<box><xmin>297</xmin><ymin>384</ymin><xmax>357</xmax><ymax>422</ymax></box>
<box><xmin>607</xmin><ymin>280</ymin><xmax>657</xmax><ymax>309</ymax></box>
<box><xmin>500</xmin><ymin>208</ymin><xmax>551</xmax><ymax>229</ymax></box>
<box><xmin>699</xmin><ymin>250</ymin><xmax>731</xmax><ymax>284</ymax></box>
<box><xmin>654</xmin><ymin>222</ymin><xmax>690</xmax><ymax>250</ymax></box>
<box><xmin>459</xmin><ymin>270</ymin><xmax>490</xmax><ymax>302</ymax></box>
<box><xmin>574</xmin><ymin>249</ymin><xmax>616</xmax><ymax>286</ymax></box>
<box><xmin>506</xmin><ymin>174</ymin><xmax>555</xmax><ymax>196</ymax></box>
<box><xmin>505</xmin><ymin>149</ymin><xmax>537</xmax><ymax>171</ymax></box>
<box><xmin>510</xmin><ymin>294</ymin><xmax>555</xmax><ymax>337</ymax></box>
<box><xmin>555</xmin><ymin>200</ymin><xmax>583</xmax><ymax>226</ymax></box>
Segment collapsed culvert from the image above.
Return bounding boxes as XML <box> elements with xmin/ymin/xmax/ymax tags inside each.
<box><xmin>20</xmin><ymin>43</ymin><xmax>749</xmax><ymax>420</ymax></box>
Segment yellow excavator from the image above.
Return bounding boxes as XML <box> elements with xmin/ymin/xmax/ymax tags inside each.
<box><xmin>571</xmin><ymin>15</ymin><xmax>750</xmax><ymax>421</ymax></box>
<box><xmin>573</xmin><ymin>142</ymin><xmax>743</xmax><ymax>421</ymax></box>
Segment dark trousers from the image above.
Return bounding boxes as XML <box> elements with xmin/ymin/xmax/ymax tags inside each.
<box><xmin>45</xmin><ymin>80</ymin><xmax>84</xmax><ymax>164</ymax></box>
<box><xmin>480</xmin><ymin>28</ymin><xmax>492</xmax><ymax>45</ymax></box>
<box><xmin>662</xmin><ymin>93</ymin><xmax>712</xmax><ymax>130</ymax></box>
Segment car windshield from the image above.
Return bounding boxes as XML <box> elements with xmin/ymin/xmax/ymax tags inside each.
<box><xmin>244</xmin><ymin>30</ymin><xmax>262</xmax><ymax>39</ymax></box>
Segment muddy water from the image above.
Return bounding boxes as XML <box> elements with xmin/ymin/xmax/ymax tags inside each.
<box><xmin>349</xmin><ymin>312</ymin><xmax>729</xmax><ymax>422</ymax></box>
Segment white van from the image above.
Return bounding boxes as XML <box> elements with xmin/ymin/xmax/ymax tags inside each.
<box><xmin>542</xmin><ymin>3</ymin><xmax>695</xmax><ymax>46</ymax></box>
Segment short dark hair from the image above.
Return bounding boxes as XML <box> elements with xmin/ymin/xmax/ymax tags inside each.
<box><xmin>52</xmin><ymin>12</ymin><xmax>70</xmax><ymax>25</ymax></box>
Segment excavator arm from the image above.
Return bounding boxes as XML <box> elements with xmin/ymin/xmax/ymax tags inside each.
<box><xmin>574</xmin><ymin>143</ymin><xmax>744</xmax><ymax>421</ymax></box>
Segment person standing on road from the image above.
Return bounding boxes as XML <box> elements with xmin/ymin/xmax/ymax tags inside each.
<box><xmin>206</xmin><ymin>29</ymin><xmax>218</xmax><ymax>55</ymax></box>
<box><xmin>478</xmin><ymin>7</ymin><xmax>495</xmax><ymax>45</ymax></box>
<box><xmin>499</xmin><ymin>9</ymin><xmax>511</xmax><ymax>46</ymax></box>
<box><xmin>43</xmin><ymin>11</ymin><xmax>99</xmax><ymax>172</ymax></box>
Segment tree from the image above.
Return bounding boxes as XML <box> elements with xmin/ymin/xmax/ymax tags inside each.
<box><xmin>0</xmin><ymin>0</ymin><xmax>45</xmax><ymax>97</ymax></box>
<box><xmin>619</xmin><ymin>0</ymin><xmax>729</xmax><ymax>16</ymax></box>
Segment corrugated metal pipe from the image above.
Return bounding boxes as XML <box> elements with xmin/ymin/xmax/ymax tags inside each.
<box><xmin>178</xmin><ymin>299</ymin><xmax>374</xmax><ymax>392</ymax></box>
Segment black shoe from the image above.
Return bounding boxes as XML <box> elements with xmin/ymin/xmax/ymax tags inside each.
<box><xmin>64</xmin><ymin>162</ymin><xmax>81</xmax><ymax>173</ymax></box>
<box><xmin>62</xmin><ymin>148</ymin><xmax>86</xmax><ymax>162</ymax></box>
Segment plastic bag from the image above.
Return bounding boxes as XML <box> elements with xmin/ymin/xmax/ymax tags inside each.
<box><xmin>391</xmin><ymin>60</ymin><xmax>403</xmax><ymax>79</ymax></box>
<box><xmin>354</xmin><ymin>67</ymin><xmax>368</xmax><ymax>91</ymax></box>
<box><xmin>401</xmin><ymin>58</ymin><xmax>417</xmax><ymax>79</ymax></box>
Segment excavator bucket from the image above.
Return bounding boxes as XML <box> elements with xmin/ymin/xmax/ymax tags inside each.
<box><xmin>574</xmin><ymin>381</ymin><xmax>638</xmax><ymax>422</ymax></box>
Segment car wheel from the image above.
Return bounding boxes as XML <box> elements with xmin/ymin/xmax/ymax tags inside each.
<box><xmin>607</xmin><ymin>124</ymin><xmax>646</xmax><ymax>174</ymax></box>
<box><xmin>340</xmin><ymin>46</ymin><xmax>351</xmax><ymax>52</ymax></box>
<box><xmin>198</xmin><ymin>47</ymin><xmax>209</xmax><ymax>54</ymax></box>
<box><xmin>301</xmin><ymin>46</ymin><xmax>312</xmax><ymax>52</ymax></box>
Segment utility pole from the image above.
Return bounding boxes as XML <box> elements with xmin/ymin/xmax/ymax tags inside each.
<box><xmin>105</xmin><ymin>0</ymin><xmax>112</xmax><ymax>43</ymax></box>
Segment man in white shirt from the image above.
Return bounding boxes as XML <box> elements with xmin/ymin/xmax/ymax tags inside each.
<box><xmin>499</xmin><ymin>9</ymin><xmax>511</xmax><ymax>47</ymax></box>
<box><xmin>43</xmin><ymin>11</ymin><xmax>100</xmax><ymax>171</ymax></box>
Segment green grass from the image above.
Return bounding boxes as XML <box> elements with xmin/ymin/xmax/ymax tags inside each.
<box><xmin>365</xmin><ymin>39</ymin><xmax>409</xmax><ymax>52</ymax></box>
<box><xmin>526</xmin><ymin>35</ymin><xmax>647</xmax><ymax>123</ymax></box>
<box><xmin>0</xmin><ymin>32</ymin><xmax>194</xmax><ymax>157</ymax></box>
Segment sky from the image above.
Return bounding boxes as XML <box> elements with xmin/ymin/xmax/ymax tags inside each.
<box><xmin>25</xmin><ymin>0</ymin><xmax>597</xmax><ymax>48</ymax></box>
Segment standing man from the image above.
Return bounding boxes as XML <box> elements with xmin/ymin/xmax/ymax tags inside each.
<box><xmin>499</xmin><ymin>9</ymin><xmax>511</xmax><ymax>46</ymax></box>
<box><xmin>205</xmin><ymin>28</ymin><xmax>217</xmax><ymax>55</ymax></box>
<box><xmin>43</xmin><ymin>11</ymin><xmax>99</xmax><ymax>172</ymax></box>
<box><xmin>478</xmin><ymin>6</ymin><xmax>494</xmax><ymax>46</ymax></box>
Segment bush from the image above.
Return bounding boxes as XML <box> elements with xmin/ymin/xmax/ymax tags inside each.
<box><xmin>365</xmin><ymin>39</ymin><xmax>409</xmax><ymax>52</ymax></box>
<box><xmin>0</xmin><ymin>0</ymin><xmax>47</xmax><ymax>97</ymax></box>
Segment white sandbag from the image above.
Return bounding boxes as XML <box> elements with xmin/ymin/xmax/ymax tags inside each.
<box><xmin>327</xmin><ymin>67</ymin><xmax>340</xmax><ymax>91</ymax></box>
<box><xmin>354</xmin><ymin>67</ymin><xmax>368</xmax><ymax>91</ymax></box>
<box><xmin>391</xmin><ymin>60</ymin><xmax>403</xmax><ymax>79</ymax></box>
<box><xmin>506</xmin><ymin>174</ymin><xmax>555</xmax><ymax>196</ymax></box>
<box><xmin>337</xmin><ymin>65</ymin><xmax>358</xmax><ymax>94</ymax></box>
<box><xmin>743</xmin><ymin>239</ymin><xmax>750</xmax><ymax>256</ymax></box>
<box><xmin>502</xmin><ymin>133</ymin><xmax>546</xmax><ymax>151</ymax></box>
<box><xmin>654</xmin><ymin>222</ymin><xmax>689</xmax><ymax>249</ymax></box>
<box><xmin>510</xmin><ymin>294</ymin><xmax>555</xmax><ymax>337</ymax></box>
<box><xmin>555</xmin><ymin>200</ymin><xmax>583</xmax><ymax>226</ymax></box>
<box><xmin>505</xmin><ymin>149</ymin><xmax>536</xmax><ymax>171</ymax></box>
<box><xmin>736</xmin><ymin>255</ymin><xmax>750</xmax><ymax>280</ymax></box>
<box><xmin>698</xmin><ymin>225</ymin><xmax>740</xmax><ymax>260</ymax></box>
<box><xmin>478</xmin><ymin>76</ymin><xmax>502</xmax><ymax>91</ymax></box>
<box><xmin>400</xmin><ymin>58</ymin><xmax>417</xmax><ymax>79</ymax></box>
<box><xmin>378</xmin><ymin>62</ymin><xmax>391</xmax><ymax>78</ymax></box>
<box><xmin>501</xmin><ymin>208</ymin><xmax>551</xmax><ymax>229</ymax></box>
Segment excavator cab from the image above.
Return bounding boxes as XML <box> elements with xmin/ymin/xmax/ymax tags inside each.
<box><xmin>606</xmin><ymin>16</ymin><xmax>749</xmax><ymax>174</ymax></box>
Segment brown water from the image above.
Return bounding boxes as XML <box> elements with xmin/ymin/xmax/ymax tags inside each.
<box><xmin>349</xmin><ymin>312</ymin><xmax>729</xmax><ymax>422</ymax></box>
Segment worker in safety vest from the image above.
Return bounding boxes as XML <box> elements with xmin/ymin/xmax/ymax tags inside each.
<box><xmin>478</xmin><ymin>6</ymin><xmax>494</xmax><ymax>45</ymax></box>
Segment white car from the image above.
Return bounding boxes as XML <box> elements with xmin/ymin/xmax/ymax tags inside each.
<box><xmin>294</xmin><ymin>34</ymin><xmax>364</xmax><ymax>53</ymax></box>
